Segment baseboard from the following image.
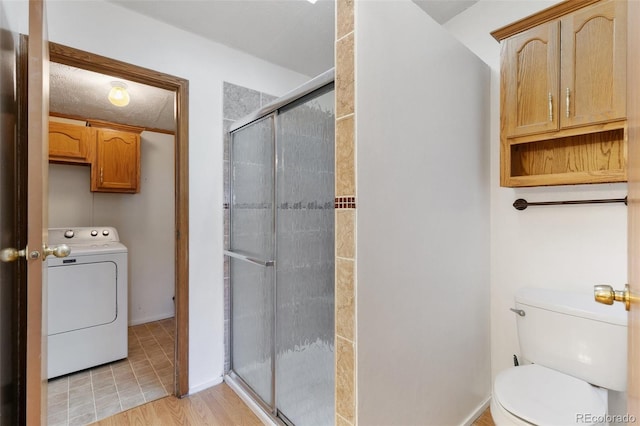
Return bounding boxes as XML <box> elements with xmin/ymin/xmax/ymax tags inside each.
<box><xmin>461</xmin><ymin>396</ymin><xmax>492</xmax><ymax>426</ymax></box>
<box><xmin>188</xmin><ymin>376</ymin><xmax>224</xmax><ymax>395</ymax></box>
<box><xmin>128</xmin><ymin>312</ymin><xmax>175</xmax><ymax>326</ymax></box>
<box><xmin>225</xmin><ymin>374</ymin><xmax>278</xmax><ymax>426</ymax></box>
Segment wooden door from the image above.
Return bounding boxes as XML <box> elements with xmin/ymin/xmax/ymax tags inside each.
<box><xmin>92</xmin><ymin>129</ymin><xmax>140</xmax><ymax>193</ymax></box>
<box><xmin>27</xmin><ymin>0</ymin><xmax>48</xmax><ymax>423</ymax></box>
<box><xmin>627</xmin><ymin>0</ymin><xmax>640</xmax><ymax>416</ymax></box>
<box><xmin>0</xmin><ymin>14</ymin><xmax>28</xmax><ymax>426</ymax></box>
<box><xmin>0</xmin><ymin>1</ymin><xmax>50</xmax><ymax>424</ymax></box>
<box><xmin>560</xmin><ymin>0</ymin><xmax>626</xmax><ymax>128</ymax></box>
<box><xmin>503</xmin><ymin>20</ymin><xmax>559</xmax><ymax>137</ymax></box>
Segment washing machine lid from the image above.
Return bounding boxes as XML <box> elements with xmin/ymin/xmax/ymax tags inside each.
<box><xmin>494</xmin><ymin>364</ymin><xmax>607</xmax><ymax>426</ymax></box>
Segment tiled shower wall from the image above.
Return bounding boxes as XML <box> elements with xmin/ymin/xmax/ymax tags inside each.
<box><xmin>335</xmin><ymin>0</ymin><xmax>356</xmax><ymax>424</ymax></box>
<box><xmin>223</xmin><ymin>83</ymin><xmax>277</xmax><ymax>373</ymax></box>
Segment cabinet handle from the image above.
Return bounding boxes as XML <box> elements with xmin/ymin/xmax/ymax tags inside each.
<box><xmin>548</xmin><ymin>92</ymin><xmax>553</xmax><ymax>122</ymax></box>
<box><xmin>100</xmin><ymin>167</ymin><xmax>103</xmax><ymax>184</ymax></box>
<box><xmin>566</xmin><ymin>88</ymin><xmax>570</xmax><ymax>118</ymax></box>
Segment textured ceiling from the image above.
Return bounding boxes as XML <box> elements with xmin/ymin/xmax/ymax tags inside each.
<box><xmin>50</xmin><ymin>62</ymin><xmax>176</xmax><ymax>132</ymax></box>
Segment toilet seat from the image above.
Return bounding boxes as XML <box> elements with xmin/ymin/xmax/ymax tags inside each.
<box><xmin>494</xmin><ymin>364</ymin><xmax>607</xmax><ymax>425</ymax></box>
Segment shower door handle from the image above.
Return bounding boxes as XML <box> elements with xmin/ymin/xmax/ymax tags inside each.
<box><xmin>224</xmin><ymin>250</ymin><xmax>275</xmax><ymax>267</ymax></box>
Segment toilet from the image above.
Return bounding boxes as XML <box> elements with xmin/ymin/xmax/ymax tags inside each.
<box><xmin>490</xmin><ymin>287</ymin><xmax>628</xmax><ymax>425</ymax></box>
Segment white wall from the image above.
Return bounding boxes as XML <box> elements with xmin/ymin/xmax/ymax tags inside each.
<box><xmin>2</xmin><ymin>0</ymin><xmax>26</xmax><ymax>34</ymax></box>
<box><xmin>445</xmin><ymin>0</ymin><xmax>628</xmax><ymax>390</ymax></box>
<box><xmin>94</xmin><ymin>131</ymin><xmax>176</xmax><ymax>326</ymax></box>
<box><xmin>355</xmin><ymin>1</ymin><xmax>491</xmax><ymax>424</ymax></box>
<box><xmin>45</xmin><ymin>0</ymin><xmax>311</xmax><ymax>392</ymax></box>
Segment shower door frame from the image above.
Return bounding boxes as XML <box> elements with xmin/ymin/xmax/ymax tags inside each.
<box><xmin>225</xmin><ymin>69</ymin><xmax>335</xmax><ymax>425</ymax></box>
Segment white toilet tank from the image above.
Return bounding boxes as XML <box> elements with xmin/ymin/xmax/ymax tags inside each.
<box><xmin>515</xmin><ymin>287</ymin><xmax>628</xmax><ymax>392</ymax></box>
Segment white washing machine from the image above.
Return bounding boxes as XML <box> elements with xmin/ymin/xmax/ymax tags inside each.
<box><xmin>47</xmin><ymin>227</ymin><xmax>128</xmax><ymax>379</ymax></box>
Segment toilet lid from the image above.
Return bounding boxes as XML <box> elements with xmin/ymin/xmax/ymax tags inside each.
<box><xmin>494</xmin><ymin>364</ymin><xmax>607</xmax><ymax>426</ymax></box>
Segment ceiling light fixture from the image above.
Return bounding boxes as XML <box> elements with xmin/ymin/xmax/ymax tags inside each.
<box><xmin>307</xmin><ymin>0</ymin><xmax>318</xmax><ymax>4</ymax></box>
<box><xmin>108</xmin><ymin>82</ymin><xmax>130</xmax><ymax>107</ymax></box>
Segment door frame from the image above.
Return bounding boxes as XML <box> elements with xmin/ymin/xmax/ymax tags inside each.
<box><xmin>628</xmin><ymin>0</ymin><xmax>640</xmax><ymax>415</ymax></box>
<box><xmin>47</xmin><ymin>42</ymin><xmax>190</xmax><ymax>397</ymax></box>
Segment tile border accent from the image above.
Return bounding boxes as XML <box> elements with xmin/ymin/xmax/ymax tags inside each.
<box><xmin>335</xmin><ymin>196</ymin><xmax>356</xmax><ymax>209</ymax></box>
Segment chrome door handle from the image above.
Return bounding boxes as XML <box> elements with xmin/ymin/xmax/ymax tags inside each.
<box><xmin>594</xmin><ymin>284</ymin><xmax>630</xmax><ymax>311</ymax></box>
<box><xmin>510</xmin><ymin>308</ymin><xmax>525</xmax><ymax>317</ymax></box>
<box><xmin>42</xmin><ymin>244</ymin><xmax>71</xmax><ymax>261</ymax></box>
<box><xmin>224</xmin><ymin>250</ymin><xmax>274</xmax><ymax>267</ymax></box>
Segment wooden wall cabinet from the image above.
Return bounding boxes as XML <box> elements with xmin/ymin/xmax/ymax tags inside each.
<box><xmin>49</xmin><ymin>120</ymin><xmax>142</xmax><ymax>193</ymax></box>
<box><xmin>91</xmin><ymin>129</ymin><xmax>141</xmax><ymax>193</ymax></box>
<box><xmin>493</xmin><ymin>0</ymin><xmax>627</xmax><ymax>187</ymax></box>
<box><xmin>48</xmin><ymin>122</ymin><xmax>94</xmax><ymax>164</ymax></box>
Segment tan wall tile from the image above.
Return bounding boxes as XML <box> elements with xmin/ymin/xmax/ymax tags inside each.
<box><xmin>336</xmin><ymin>336</ymin><xmax>355</xmax><ymax>423</ymax></box>
<box><xmin>336</xmin><ymin>116</ymin><xmax>355</xmax><ymax>197</ymax></box>
<box><xmin>337</xmin><ymin>0</ymin><xmax>354</xmax><ymax>40</ymax></box>
<box><xmin>336</xmin><ymin>209</ymin><xmax>355</xmax><ymax>259</ymax></box>
<box><xmin>336</xmin><ymin>33</ymin><xmax>354</xmax><ymax>118</ymax></box>
<box><xmin>335</xmin><ymin>1</ymin><xmax>356</xmax><ymax>423</ymax></box>
<box><xmin>336</xmin><ymin>258</ymin><xmax>355</xmax><ymax>341</ymax></box>
<box><xmin>336</xmin><ymin>413</ymin><xmax>354</xmax><ymax>426</ymax></box>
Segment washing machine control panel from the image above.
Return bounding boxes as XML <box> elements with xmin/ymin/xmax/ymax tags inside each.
<box><xmin>49</xmin><ymin>227</ymin><xmax>121</xmax><ymax>245</ymax></box>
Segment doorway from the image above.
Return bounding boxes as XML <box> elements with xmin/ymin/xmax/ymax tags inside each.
<box><xmin>46</xmin><ymin>42</ymin><xmax>189</xmax><ymax>421</ymax></box>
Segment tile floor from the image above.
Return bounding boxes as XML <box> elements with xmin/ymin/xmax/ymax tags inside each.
<box><xmin>47</xmin><ymin>318</ymin><xmax>175</xmax><ymax>426</ymax></box>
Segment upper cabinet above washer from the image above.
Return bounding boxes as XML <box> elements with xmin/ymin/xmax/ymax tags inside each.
<box><xmin>493</xmin><ymin>0</ymin><xmax>627</xmax><ymax>187</ymax></box>
<box><xmin>49</xmin><ymin>121</ymin><xmax>94</xmax><ymax>164</ymax></box>
<box><xmin>91</xmin><ymin>128</ymin><xmax>141</xmax><ymax>194</ymax></box>
<box><xmin>48</xmin><ymin>119</ymin><xmax>143</xmax><ymax>193</ymax></box>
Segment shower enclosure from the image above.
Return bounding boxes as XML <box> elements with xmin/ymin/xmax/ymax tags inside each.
<box><xmin>225</xmin><ymin>70</ymin><xmax>335</xmax><ymax>425</ymax></box>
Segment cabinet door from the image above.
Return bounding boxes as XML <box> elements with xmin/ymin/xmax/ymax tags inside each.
<box><xmin>561</xmin><ymin>0</ymin><xmax>626</xmax><ymax>128</ymax></box>
<box><xmin>49</xmin><ymin>122</ymin><xmax>93</xmax><ymax>163</ymax></box>
<box><xmin>92</xmin><ymin>129</ymin><xmax>140</xmax><ymax>193</ymax></box>
<box><xmin>503</xmin><ymin>21</ymin><xmax>560</xmax><ymax>137</ymax></box>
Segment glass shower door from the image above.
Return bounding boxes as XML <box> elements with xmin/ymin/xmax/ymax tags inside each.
<box><xmin>228</xmin><ymin>78</ymin><xmax>336</xmax><ymax>425</ymax></box>
<box><xmin>275</xmin><ymin>89</ymin><xmax>335</xmax><ymax>425</ymax></box>
<box><xmin>229</xmin><ymin>115</ymin><xmax>275</xmax><ymax>407</ymax></box>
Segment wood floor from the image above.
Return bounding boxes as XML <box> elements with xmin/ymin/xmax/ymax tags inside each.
<box><xmin>93</xmin><ymin>382</ymin><xmax>494</xmax><ymax>426</ymax></box>
<box><xmin>91</xmin><ymin>383</ymin><xmax>261</xmax><ymax>426</ymax></box>
<box><xmin>472</xmin><ymin>407</ymin><xmax>495</xmax><ymax>426</ymax></box>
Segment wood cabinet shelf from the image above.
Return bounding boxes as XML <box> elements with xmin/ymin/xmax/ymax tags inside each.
<box><xmin>507</xmin><ymin>128</ymin><xmax>626</xmax><ymax>187</ymax></box>
<box><xmin>494</xmin><ymin>0</ymin><xmax>627</xmax><ymax>187</ymax></box>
